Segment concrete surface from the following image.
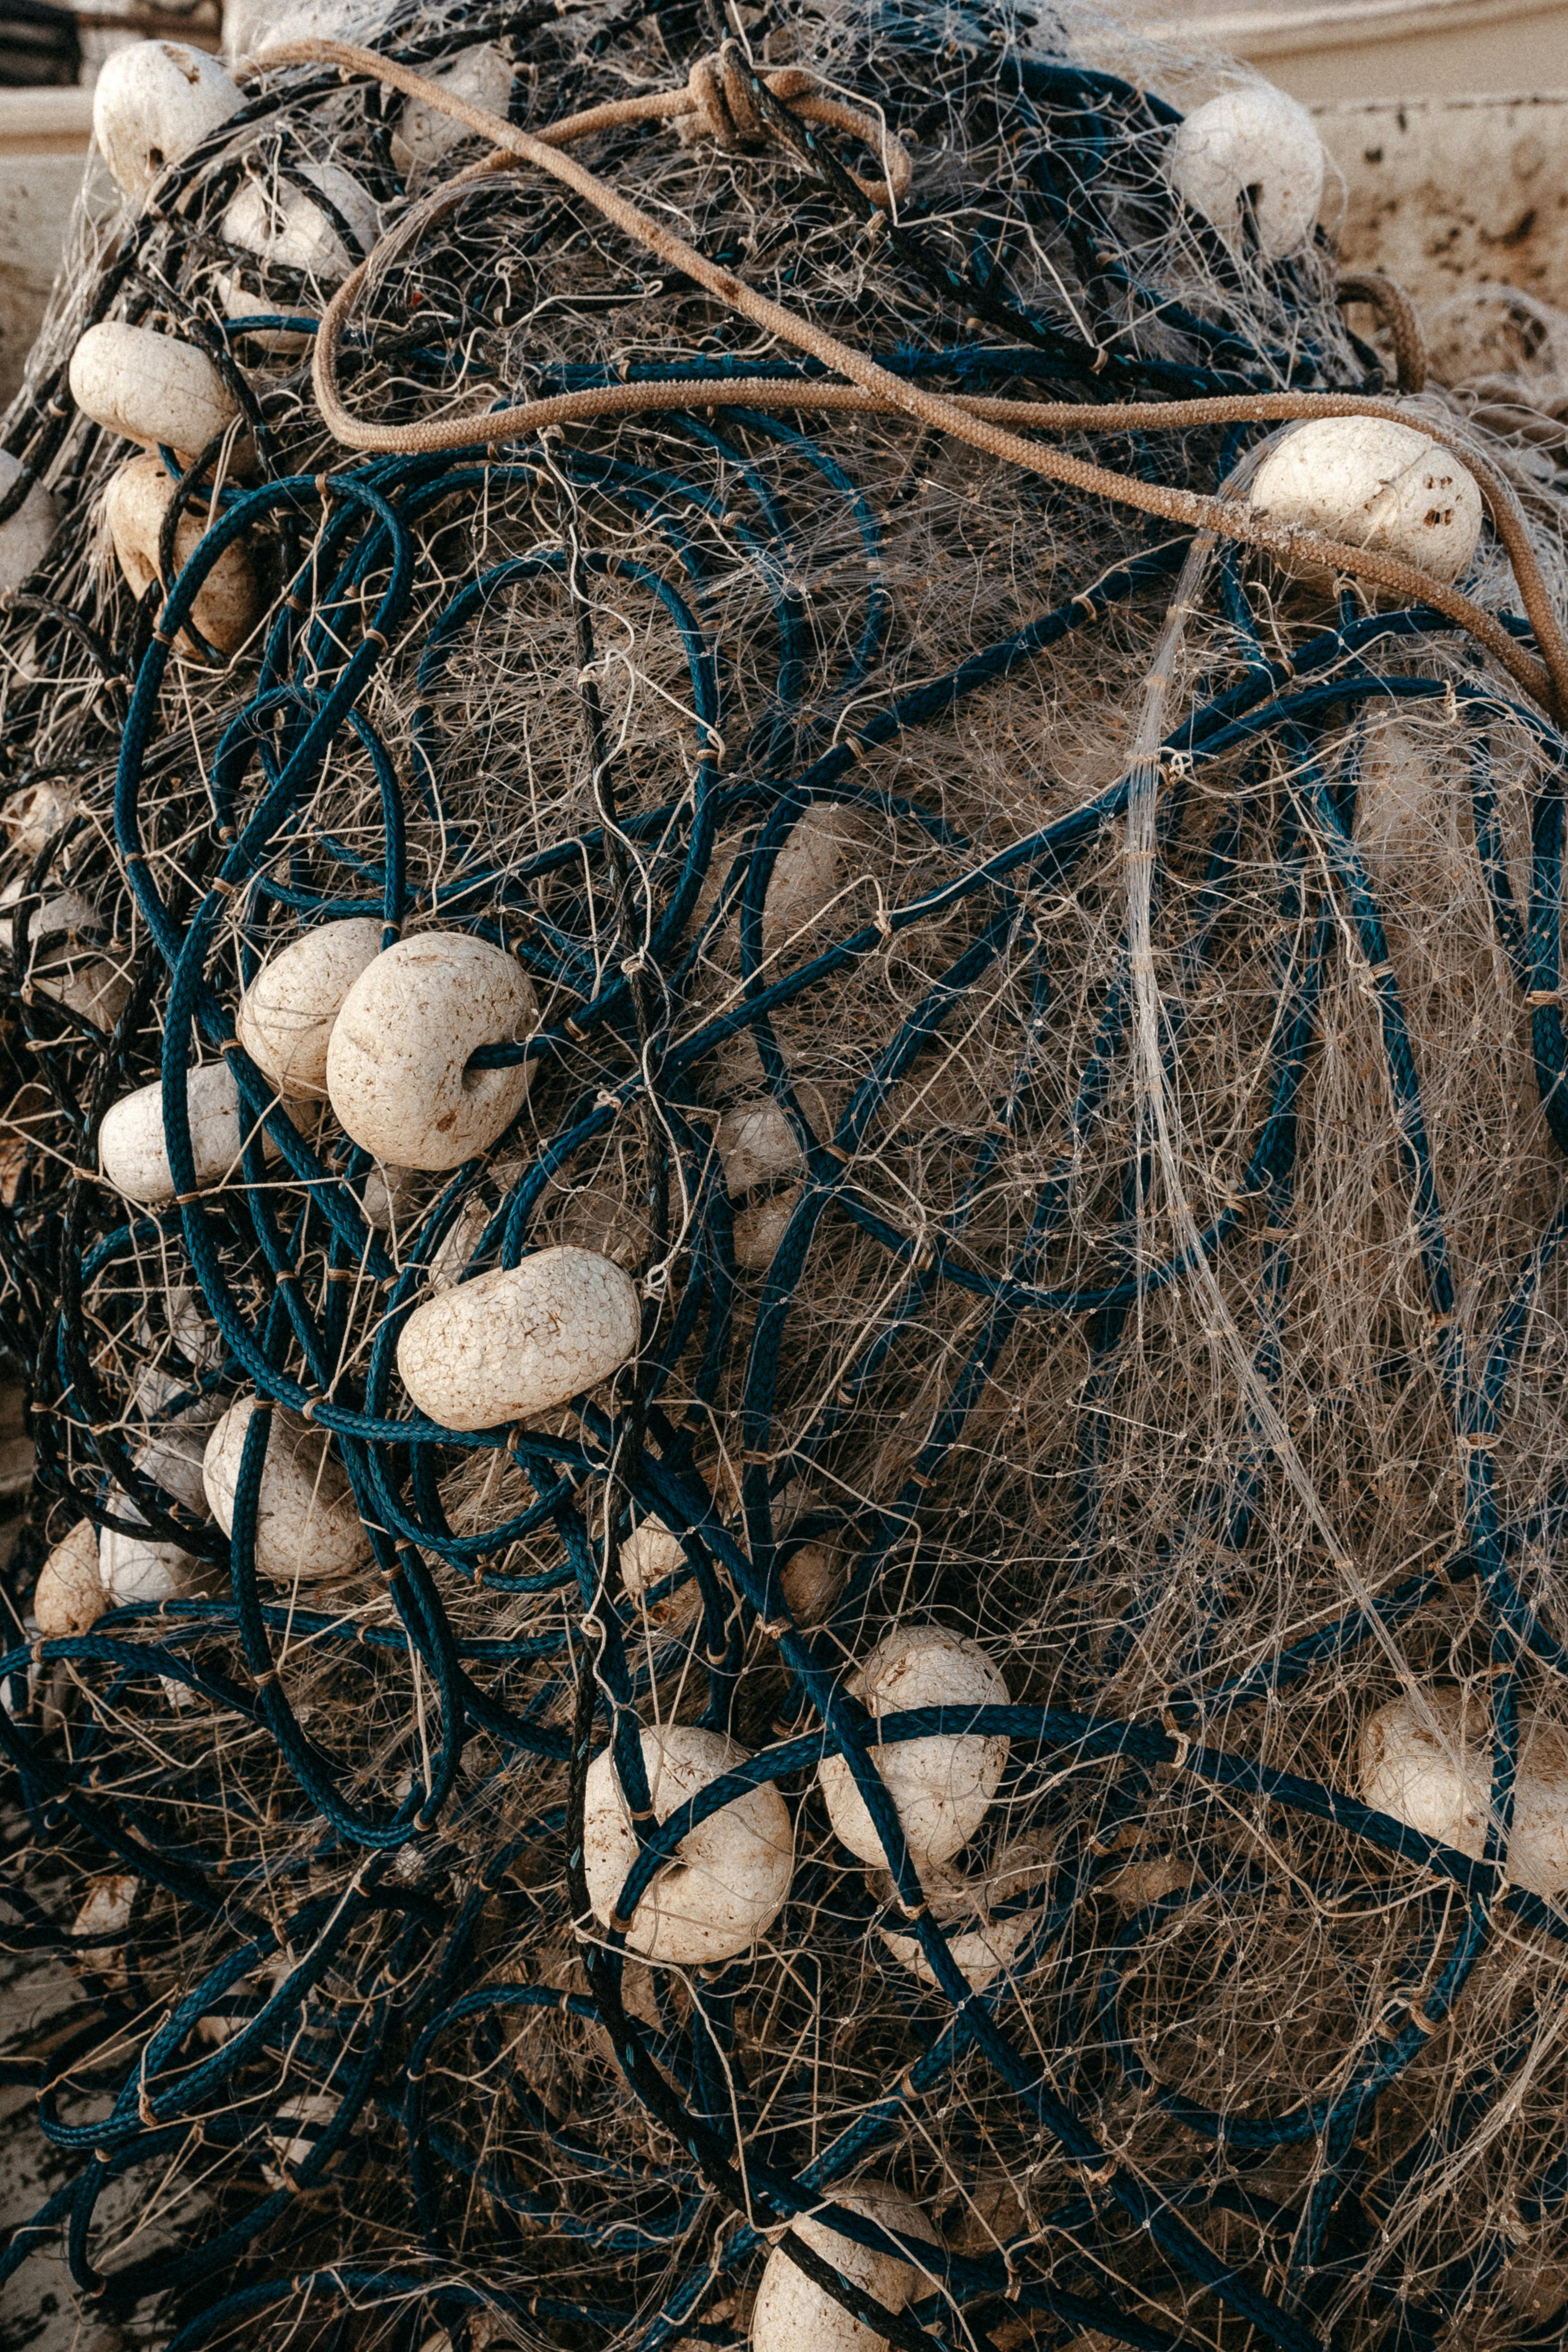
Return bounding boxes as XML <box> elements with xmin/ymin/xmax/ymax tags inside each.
<box><xmin>1318</xmin><ymin>88</ymin><xmax>1568</xmax><ymax>320</ymax></box>
<box><xmin>0</xmin><ymin>148</ymin><xmax>85</xmax><ymax>410</ymax></box>
<box><xmin>1145</xmin><ymin>0</ymin><xmax>1568</xmax><ymax>104</ymax></box>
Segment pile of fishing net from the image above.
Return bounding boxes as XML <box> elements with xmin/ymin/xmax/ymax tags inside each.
<box><xmin>2</xmin><ymin>0</ymin><xmax>1568</xmax><ymax>2344</ymax></box>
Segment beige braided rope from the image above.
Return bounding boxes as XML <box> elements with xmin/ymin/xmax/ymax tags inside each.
<box><xmin>1337</xmin><ymin>271</ymin><xmax>1428</xmax><ymax>397</ymax></box>
<box><xmin>266</xmin><ymin>37</ymin><xmax>1568</xmax><ymax>721</ymax></box>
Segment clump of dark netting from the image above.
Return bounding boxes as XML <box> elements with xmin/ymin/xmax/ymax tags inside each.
<box><xmin>1</xmin><ymin>0</ymin><xmax>1568</xmax><ymax>2348</ymax></box>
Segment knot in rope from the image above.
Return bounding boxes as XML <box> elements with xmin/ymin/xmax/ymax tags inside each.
<box><xmin>684</xmin><ymin>51</ymin><xmax>797</xmax><ymax>150</ymax></box>
<box><xmin>679</xmin><ymin>48</ymin><xmax>911</xmax><ymax>205</ymax></box>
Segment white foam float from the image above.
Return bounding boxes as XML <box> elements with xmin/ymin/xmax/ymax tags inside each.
<box><xmin>1165</xmin><ymin>85</ymin><xmax>1325</xmax><ymax>260</ymax></box>
<box><xmin>226</xmin><ymin>0</ymin><xmax>360</xmax><ymax>59</ymax></box>
<box><xmin>98</xmin><ymin>1059</ymin><xmax>273</xmax><ymax>1208</ymax></box>
<box><xmin>876</xmin><ymin>1837</ymin><xmax>1052</xmax><ymax>1992</ymax></box>
<box><xmin>71</xmin><ymin>1873</ymin><xmax>139</xmax><ymax>1982</ymax></box>
<box><xmin>32</xmin><ymin>1519</ymin><xmax>106</xmax><ymax>1637</ymax></box>
<box><xmin>392</xmin><ymin>43</ymin><xmax>512</xmax><ymax>169</ymax></box>
<box><xmin>2</xmin><ymin>780</ymin><xmax>77</xmax><ymax>857</ymax></box>
<box><xmin>359</xmin><ymin>1160</ymin><xmax>423</xmax><ymax>1233</ymax></box>
<box><xmin>1360</xmin><ymin>1685</ymin><xmax>1568</xmax><ymax>1899</ymax></box>
<box><xmin>0</xmin><ymin>878</ymin><xmax>130</xmax><ymax>1027</ymax></box>
<box><xmin>218</xmin><ymin>158</ymin><xmax>380</xmax><ymax>346</ymax></box>
<box><xmin>131</xmin><ymin>1364</ymin><xmax>222</xmax><ymax>1517</ymax></box>
<box><xmin>620</xmin><ymin>1459</ymin><xmax>740</xmax><ymax>1632</ymax></box>
<box><xmin>261</xmin><ymin>2090</ymin><xmax>341</xmax><ymax>2186</ymax></box>
<box><xmin>1249</xmin><ymin>417</ymin><xmax>1483</xmax><ymax>589</ymax></box>
<box><xmin>716</xmin><ymin>1100</ymin><xmax>804</xmax><ymax>1196</ymax></box>
<box><xmin>104</xmin><ymin>453</ymin><xmax>258</xmax><ymax>656</ymax></box>
<box><xmin>70</xmin><ymin>324</ymin><xmax>243</xmax><ymax>466</ymax></box>
<box><xmin>325</xmin><ymin>932</ymin><xmax>536</xmax><ymax>1169</ymax></box>
<box><xmin>732</xmin><ymin>1184</ymin><xmax>803</xmax><ymax>1271</ymax></box>
<box><xmin>583</xmin><ymin>1722</ymin><xmax>795</xmax><ymax>1965</ymax></box>
<box><xmin>202</xmin><ymin>1396</ymin><xmax>372</xmax><ymax>1584</ymax></box>
<box><xmin>620</xmin><ymin>1514</ymin><xmax>702</xmax><ymax>1631</ymax></box>
<box><xmin>751</xmin><ymin>2183</ymin><xmax>935</xmax><ymax>2352</ymax></box>
<box><xmin>778</xmin><ymin>1536</ymin><xmax>845</xmax><ymax>1624</ymax></box>
<box><xmin>99</xmin><ymin>1488</ymin><xmax>197</xmax><ymax>1606</ymax></box>
<box><xmin>93</xmin><ymin>40</ymin><xmax>241</xmax><ymax>200</ymax></box>
<box><xmin>223</xmin><ymin>159</ymin><xmax>379</xmax><ymax>281</ymax></box>
<box><xmin>818</xmin><ymin>1624</ymin><xmax>1010</xmax><ymax>1869</ymax></box>
<box><xmin>397</xmin><ymin>1245</ymin><xmax>641</xmax><ymax>1431</ymax></box>
<box><xmin>236</xmin><ymin>917</ymin><xmax>383</xmax><ymax>1101</ymax></box>
<box><xmin>0</xmin><ymin>452</ymin><xmax>57</xmax><ymax>594</ymax></box>
<box><xmin>763</xmin><ymin>803</ymin><xmax>858</xmax><ymax>955</ymax></box>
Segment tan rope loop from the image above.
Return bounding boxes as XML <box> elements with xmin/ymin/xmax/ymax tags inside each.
<box><xmin>1338</xmin><ymin>271</ymin><xmax>1429</xmax><ymax>396</ymax></box>
<box><xmin>269</xmin><ymin>38</ymin><xmax>1567</xmax><ymax>724</ymax></box>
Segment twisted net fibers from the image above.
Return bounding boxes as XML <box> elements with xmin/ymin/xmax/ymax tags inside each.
<box><xmin>3</xmin><ymin>1</ymin><xmax>1568</xmax><ymax>2347</ymax></box>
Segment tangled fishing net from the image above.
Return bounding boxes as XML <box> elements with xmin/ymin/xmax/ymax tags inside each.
<box><xmin>2</xmin><ymin>0</ymin><xmax>1568</xmax><ymax>2344</ymax></box>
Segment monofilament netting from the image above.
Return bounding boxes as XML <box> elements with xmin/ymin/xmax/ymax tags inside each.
<box><xmin>3</xmin><ymin>2</ymin><xmax>1568</xmax><ymax>2347</ymax></box>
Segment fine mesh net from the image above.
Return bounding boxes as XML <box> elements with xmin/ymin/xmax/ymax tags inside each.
<box><xmin>0</xmin><ymin>5</ymin><xmax>1567</xmax><ymax>2350</ymax></box>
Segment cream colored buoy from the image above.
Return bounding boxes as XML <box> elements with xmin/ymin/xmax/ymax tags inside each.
<box><xmin>70</xmin><ymin>324</ymin><xmax>241</xmax><ymax>465</ymax></box>
<box><xmin>397</xmin><ymin>1245</ymin><xmax>640</xmax><ymax>1431</ymax></box>
<box><xmin>582</xmin><ymin>1722</ymin><xmax>794</xmax><ymax>1965</ymax></box>
<box><xmin>228</xmin><ymin>0</ymin><xmax>358</xmax><ymax>57</ymax></box>
<box><xmin>93</xmin><ymin>40</ymin><xmax>241</xmax><ymax>200</ymax></box>
<box><xmin>392</xmin><ymin>44</ymin><xmax>512</xmax><ymax>169</ymax></box>
<box><xmin>752</xmin><ymin>2183</ymin><xmax>933</xmax><ymax>2352</ymax></box>
<box><xmin>876</xmin><ymin>1839</ymin><xmax>1051</xmax><ymax>1993</ymax></box>
<box><xmin>426</xmin><ymin>1163</ymin><xmax>518</xmax><ymax>1292</ymax></box>
<box><xmin>2</xmin><ymin>780</ymin><xmax>77</xmax><ymax>858</ymax></box>
<box><xmin>0</xmin><ymin>884</ymin><xmax>97</xmax><ymax>957</ymax></box>
<box><xmin>325</xmin><ymin>932</ymin><xmax>535</xmax><ymax>1170</ymax></box>
<box><xmin>717</xmin><ymin>1100</ymin><xmax>805</xmax><ymax>1197</ymax></box>
<box><xmin>1249</xmin><ymin>418</ymin><xmax>1483</xmax><ymax>589</ymax></box>
<box><xmin>71</xmin><ymin>1873</ymin><xmax>138</xmax><ymax>1982</ymax></box>
<box><xmin>0</xmin><ymin>452</ymin><xmax>56</xmax><ymax>593</ymax></box>
<box><xmin>733</xmin><ymin>1184</ymin><xmax>802</xmax><ymax>1271</ymax></box>
<box><xmin>236</xmin><ymin>917</ymin><xmax>383</xmax><ymax>1101</ymax></box>
<box><xmin>132</xmin><ymin>1366</ymin><xmax>221</xmax><ymax>1516</ymax></box>
<box><xmin>98</xmin><ymin>1060</ymin><xmax>264</xmax><ymax>1208</ymax></box>
<box><xmin>621</xmin><ymin>1516</ymin><xmax>700</xmax><ymax>1630</ymax></box>
<box><xmin>818</xmin><ymin>1624</ymin><xmax>1010</xmax><ymax>1870</ymax></box>
<box><xmin>358</xmin><ymin>1160</ymin><xmax>422</xmax><ymax>1233</ymax></box>
<box><xmin>202</xmin><ymin>1396</ymin><xmax>371</xmax><ymax>1584</ymax></box>
<box><xmin>1166</xmin><ymin>86</ymin><xmax>1325</xmax><ymax>260</ymax></box>
<box><xmin>763</xmin><ymin>804</ymin><xmax>858</xmax><ymax>955</ymax></box>
<box><xmin>0</xmin><ymin>879</ymin><xmax>130</xmax><ymax>1028</ymax></box>
<box><xmin>33</xmin><ymin>1519</ymin><xmax>106</xmax><ymax>1637</ymax></box>
<box><xmin>135</xmin><ymin>1417</ymin><xmax>215</xmax><ymax>1517</ymax></box>
<box><xmin>549</xmin><ymin>1182</ymin><xmax>652</xmax><ymax>1270</ymax></box>
<box><xmin>1360</xmin><ymin>1685</ymin><xmax>1568</xmax><ymax>1898</ymax></box>
<box><xmin>104</xmin><ymin>453</ymin><xmax>257</xmax><ymax>656</ymax></box>
<box><xmin>222</xmin><ymin>159</ymin><xmax>379</xmax><ymax>283</ymax></box>
<box><xmin>717</xmin><ymin>1081</ymin><xmax>836</xmax><ymax>1199</ymax></box>
<box><xmin>622</xmin><ymin>1459</ymin><xmax>742</xmax><ymax>1632</ymax></box>
<box><xmin>34</xmin><ymin>954</ymin><xmax>129</xmax><ymax>1028</ymax></box>
<box><xmin>780</xmin><ymin>1536</ymin><xmax>844</xmax><ymax>1624</ymax></box>
<box><xmin>99</xmin><ymin>1489</ymin><xmax>196</xmax><ymax>1606</ymax></box>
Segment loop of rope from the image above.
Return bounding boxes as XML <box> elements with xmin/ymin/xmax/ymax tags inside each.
<box><xmin>1337</xmin><ymin>271</ymin><xmax>1429</xmax><ymax>396</ymax></box>
<box><xmin>276</xmin><ymin>37</ymin><xmax>1568</xmax><ymax>724</ymax></box>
